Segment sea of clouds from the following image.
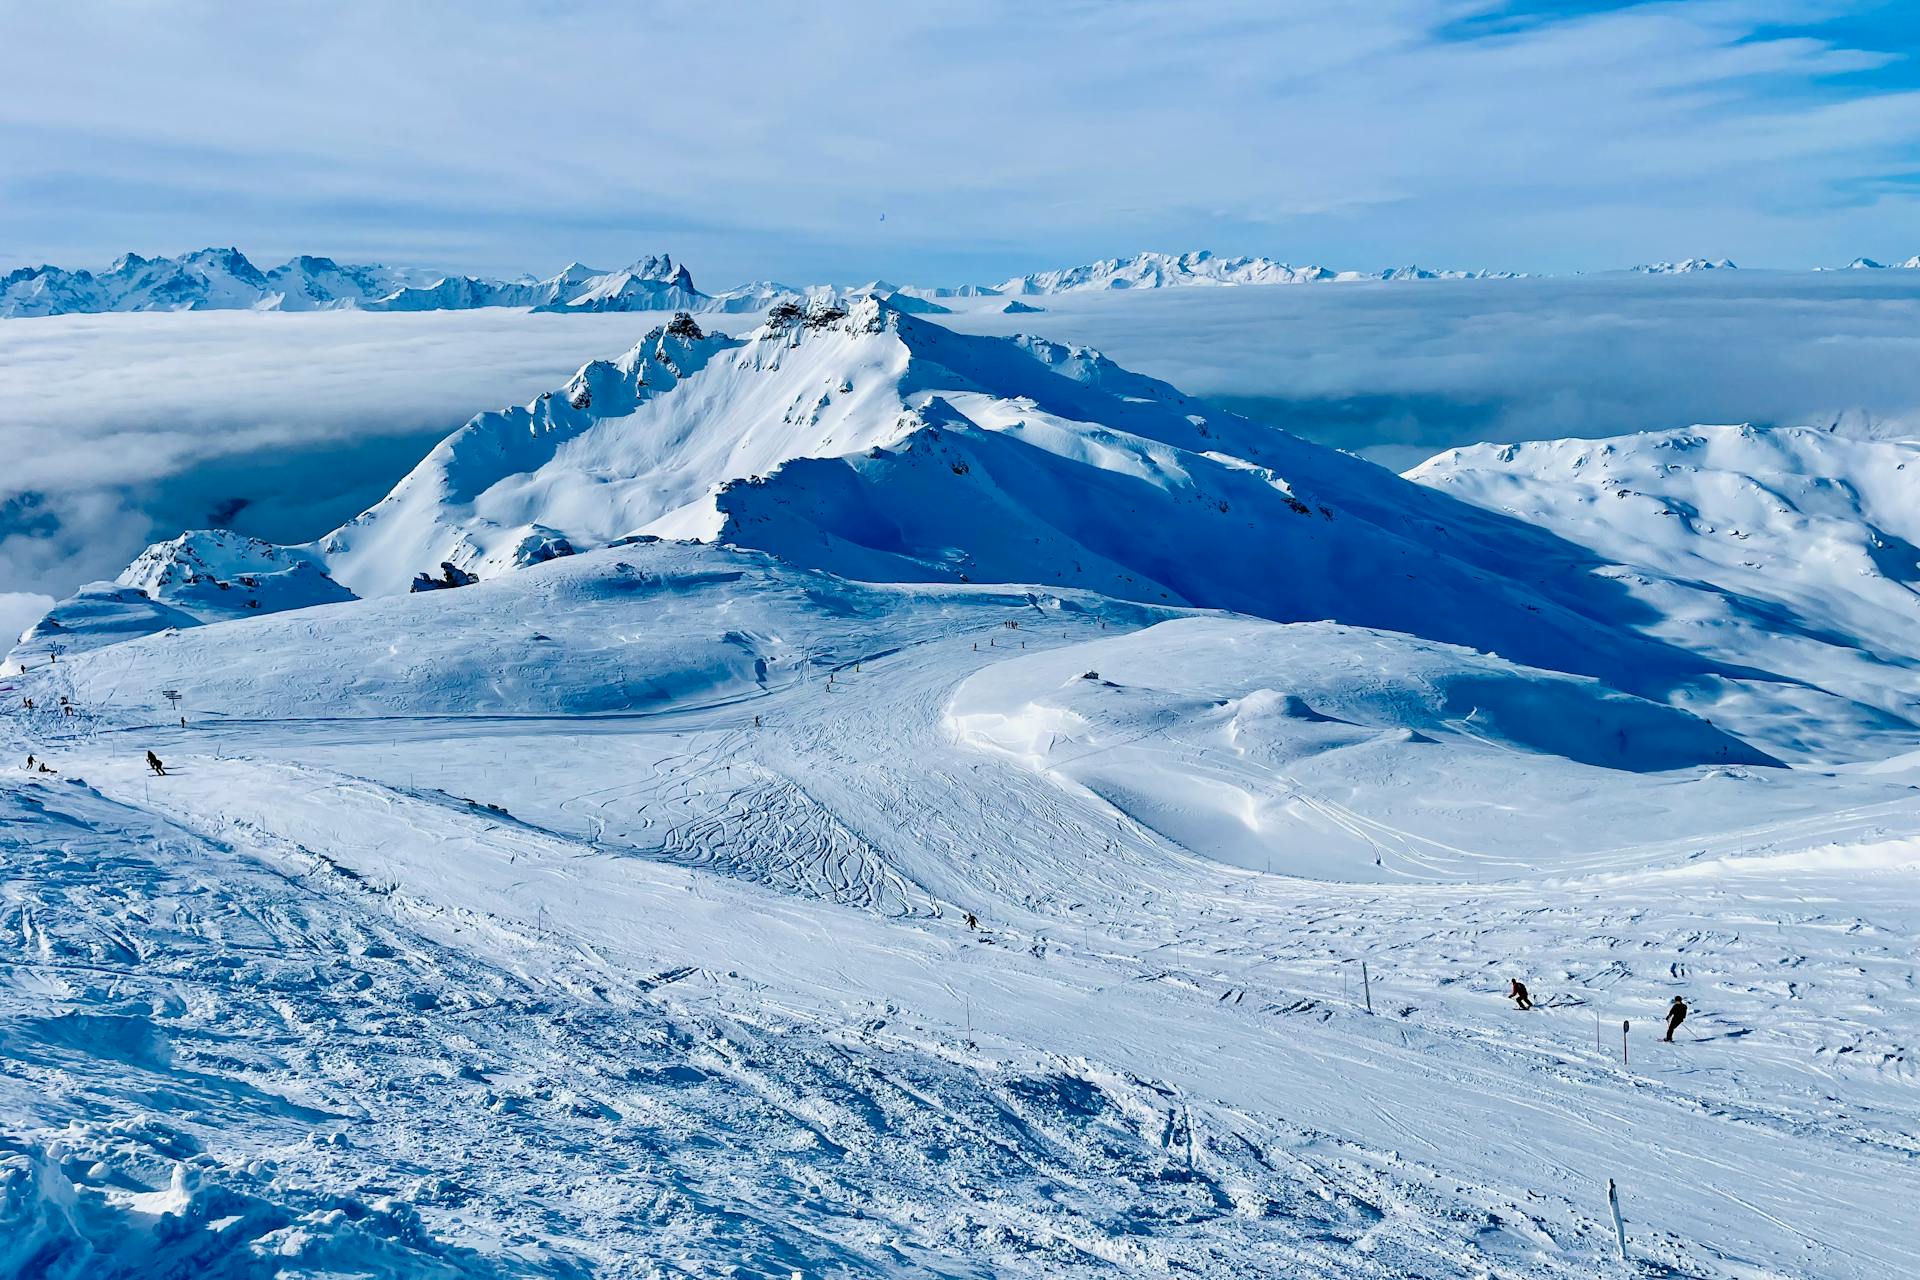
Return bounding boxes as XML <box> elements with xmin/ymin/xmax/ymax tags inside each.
<box><xmin>5</xmin><ymin>270</ymin><xmax>1920</xmax><ymax>642</ymax></box>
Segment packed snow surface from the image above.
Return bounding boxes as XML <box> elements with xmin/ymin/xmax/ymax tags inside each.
<box><xmin>6</xmin><ymin>539</ymin><xmax>1920</xmax><ymax>1278</ymax></box>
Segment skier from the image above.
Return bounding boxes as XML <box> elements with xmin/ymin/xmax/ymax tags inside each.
<box><xmin>1507</xmin><ymin>978</ymin><xmax>1533</xmax><ymax>1011</ymax></box>
<box><xmin>24</xmin><ymin>754</ymin><xmax>34</xmax><ymax>770</ymax></box>
<box><xmin>1663</xmin><ymin>995</ymin><xmax>1689</xmax><ymax>1042</ymax></box>
<box><xmin>36</xmin><ymin>762</ymin><xmax>53</xmax><ymax>774</ymax></box>
<box><xmin>146</xmin><ymin>750</ymin><xmax>166</xmax><ymax>777</ymax></box>
<box><xmin>964</xmin><ymin>912</ymin><xmax>979</xmax><ymax>932</ymax></box>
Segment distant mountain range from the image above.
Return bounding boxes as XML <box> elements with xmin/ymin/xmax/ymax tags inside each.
<box><xmin>0</xmin><ymin>249</ymin><xmax>709</xmax><ymax>318</ymax></box>
<box><xmin>1628</xmin><ymin>258</ymin><xmax>1737</xmax><ymax>274</ymax></box>
<box><xmin>8</xmin><ymin>246</ymin><xmax>1920</xmax><ymax>318</ymax></box>
<box><xmin>1838</xmin><ymin>256</ymin><xmax>1920</xmax><ymax>271</ymax></box>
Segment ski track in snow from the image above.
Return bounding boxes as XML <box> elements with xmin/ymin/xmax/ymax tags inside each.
<box><xmin>7</xmin><ymin>573</ymin><xmax>1920</xmax><ymax>1279</ymax></box>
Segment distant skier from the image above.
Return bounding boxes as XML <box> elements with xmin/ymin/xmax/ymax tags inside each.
<box><xmin>146</xmin><ymin>750</ymin><xmax>166</xmax><ymax>777</ymax></box>
<box><xmin>36</xmin><ymin>762</ymin><xmax>54</xmax><ymax>774</ymax></box>
<box><xmin>1663</xmin><ymin>996</ymin><xmax>1689</xmax><ymax>1042</ymax></box>
<box><xmin>964</xmin><ymin>912</ymin><xmax>978</xmax><ymax>932</ymax></box>
<box><xmin>1507</xmin><ymin>978</ymin><xmax>1533</xmax><ymax>1011</ymax></box>
<box><xmin>24</xmin><ymin>754</ymin><xmax>34</xmax><ymax>770</ymax></box>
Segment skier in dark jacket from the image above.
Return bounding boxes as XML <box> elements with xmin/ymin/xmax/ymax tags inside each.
<box><xmin>145</xmin><ymin>750</ymin><xmax>166</xmax><ymax>777</ymax></box>
<box><xmin>1507</xmin><ymin>978</ymin><xmax>1533</xmax><ymax>1011</ymax></box>
<box><xmin>1664</xmin><ymin>996</ymin><xmax>1689</xmax><ymax>1042</ymax></box>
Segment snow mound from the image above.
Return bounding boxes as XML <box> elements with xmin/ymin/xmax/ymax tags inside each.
<box><xmin>949</xmin><ymin>617</ymin><xmax>1778</xmax><ymax>880</ymax></box>
<box><xmin>6</xmin><ymin>533</ymin><xmax>355</xmax><ymax>673</ymax></box>
<box><xmin>42</xmin><ymin>540</ymin><xmax>1170</xmax><ymax>720</ymax></box>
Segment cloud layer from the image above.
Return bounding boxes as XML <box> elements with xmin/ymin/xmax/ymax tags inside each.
<box><xmin>0</xmin><ymin>310</ymin><xmax>672</xmax><ymax>604</ymax></box>
<box><xmin>947</xmin><ymin>271</ymin><xmax>1920</xmax><ymax>467</ymax></box>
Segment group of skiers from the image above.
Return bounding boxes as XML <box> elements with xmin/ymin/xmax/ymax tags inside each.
<box><xmin>1509</xmin><ymin>978</ymin><xmax>1690</xmax><ymax>1042</ymax></box>
<box><xmin>20</xmin><ymin>749</ymin><xmax>167</xmax><ymax>776</ymax></box>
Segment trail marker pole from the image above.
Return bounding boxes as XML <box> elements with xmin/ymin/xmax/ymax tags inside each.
<box><xmin>1606</xmin><ymin>1178</ymin><xmax>1628</xmax><ymax>1261</ymax></box>
<box><xmin>1621</xmin><ymin>1019</ymin><xmax>1630</xmax><ymax>1068</ymax></box>
<box><xmin>1361</xmin><ymin>961</ymin><xmax>1373</xmax><ymax>1015</ymax></box>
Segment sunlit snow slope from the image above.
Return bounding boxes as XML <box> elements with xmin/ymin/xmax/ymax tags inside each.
<box><xmin>7</xmin><ymin>539</ymin><xmax>1920</xmax><ymax>1278</ymax></box>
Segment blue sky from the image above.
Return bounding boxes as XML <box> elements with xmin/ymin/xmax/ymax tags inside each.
<box><xmin>3</xmin><ymin>0</ymin><xmax>1920</xmax><ymax>285</ymax></box>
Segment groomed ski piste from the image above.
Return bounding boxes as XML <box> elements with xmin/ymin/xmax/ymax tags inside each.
<box><xmin>6</xmin><ymin>299</ymin><xmax>1920</xmax><ymax>1279</ymax></box>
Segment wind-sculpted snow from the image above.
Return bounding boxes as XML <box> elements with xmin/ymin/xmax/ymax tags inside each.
<box><xmin>949</xmin><ymin>618</ymin><xmax>1787</xmax><ymax>881</ymax></box>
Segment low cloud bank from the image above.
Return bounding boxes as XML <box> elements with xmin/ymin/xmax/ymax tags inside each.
<box><xmin>0</xmin><ymin>309</ymin><xmax>712</xmax><ymax>602</ymax></box>
<box><xmin>945</xmin><ymin>271</ymin><xmax>1920</xmax><ymax>468</ymax></box>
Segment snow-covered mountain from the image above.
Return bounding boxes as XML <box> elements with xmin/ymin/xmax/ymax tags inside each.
<box><xmin>0</xmin><ymin>291</ymin><xmax>1852</xmax><ymax>767</ymax></box>
<box><xmin>988</xmin><ymin>250</ymin><xmax>1518</xmax><ymax>295</ymax></box>
<box><xmin>26</xmin><ymin>294</ymin><xmax>1916</xmax><ymax>764</ymax></box>
<box><xmin>0</xmin><ymin>249</ymin><xmax>427</xmax><ymax>316</ymax></box>
<box><xmin>368</xmin><ymin>254</ymin><xmax>707</xmax><ymax>313</ymax></box>
<box><xmin>1839</xmin><ymin>255</ymin><xmax>1920</xmax><ymax>270</ymax></box>
<box><xmin>0</xmin><ymin>248</ymin><xmax>709</xmax><ymax>317</ymax></box>
<box><xmin>1629</xmin><ymin>258</ymin><xmax>1737</xmax><ymax>274</ymax></box>
<box><xmin>2</xmin><ymin>530</ymin><xmax>354</xmax><ymax>673</ymax></box>
<box><xmin>1409</xmin><ymin>424</ymin><xmax>1920</xmax><ymax>755</ymax></box>
<box><xmin>274</xmin><ymin>298</ymin><xmax>1717</xmax><ymax>705</ymax></box>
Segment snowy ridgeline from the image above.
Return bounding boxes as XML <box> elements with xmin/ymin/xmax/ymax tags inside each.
<box><xmin>0</xmin><ymin>246</ymin><xmax>1644</xmax><ymax>321</ymax></box>
<box><xmin>8</xmin><ymin>296</ymin><xmax>1920</xmax><ymax>1276</ymax></box>
<box><xmin>0</xmin><ymin>246</ymin><xmax>1532</xmax><ymax>320</ymax></box>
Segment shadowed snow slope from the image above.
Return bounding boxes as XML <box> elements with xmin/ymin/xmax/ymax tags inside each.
<box><xmin>1410</xmin><ymin>425</ymin><xmax>1920</xmax><ymax>757</ymax></box>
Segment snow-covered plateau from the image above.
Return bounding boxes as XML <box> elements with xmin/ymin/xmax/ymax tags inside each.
<box><xmin>5</xmin><ymin>289</ymin><xmax>1920</xmax><ymax>1279</ymax></box>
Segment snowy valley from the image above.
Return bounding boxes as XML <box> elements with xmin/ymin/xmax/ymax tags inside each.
<box><xmin>5</xmin><ymin>279</ymin><xmax>1920</xmax><ymax>1280</ymax></box>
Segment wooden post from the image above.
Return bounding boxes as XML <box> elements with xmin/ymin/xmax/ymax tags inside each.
<box><xmin>1361</xmin><ymin>961</ymin><xmax>1373</xmax><ymax>1015</ymax></box>
<box><xmin>1621</xmin><ymin>1019</ymin><xmax>1630</xmax><ymax>1067</ymax></box>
